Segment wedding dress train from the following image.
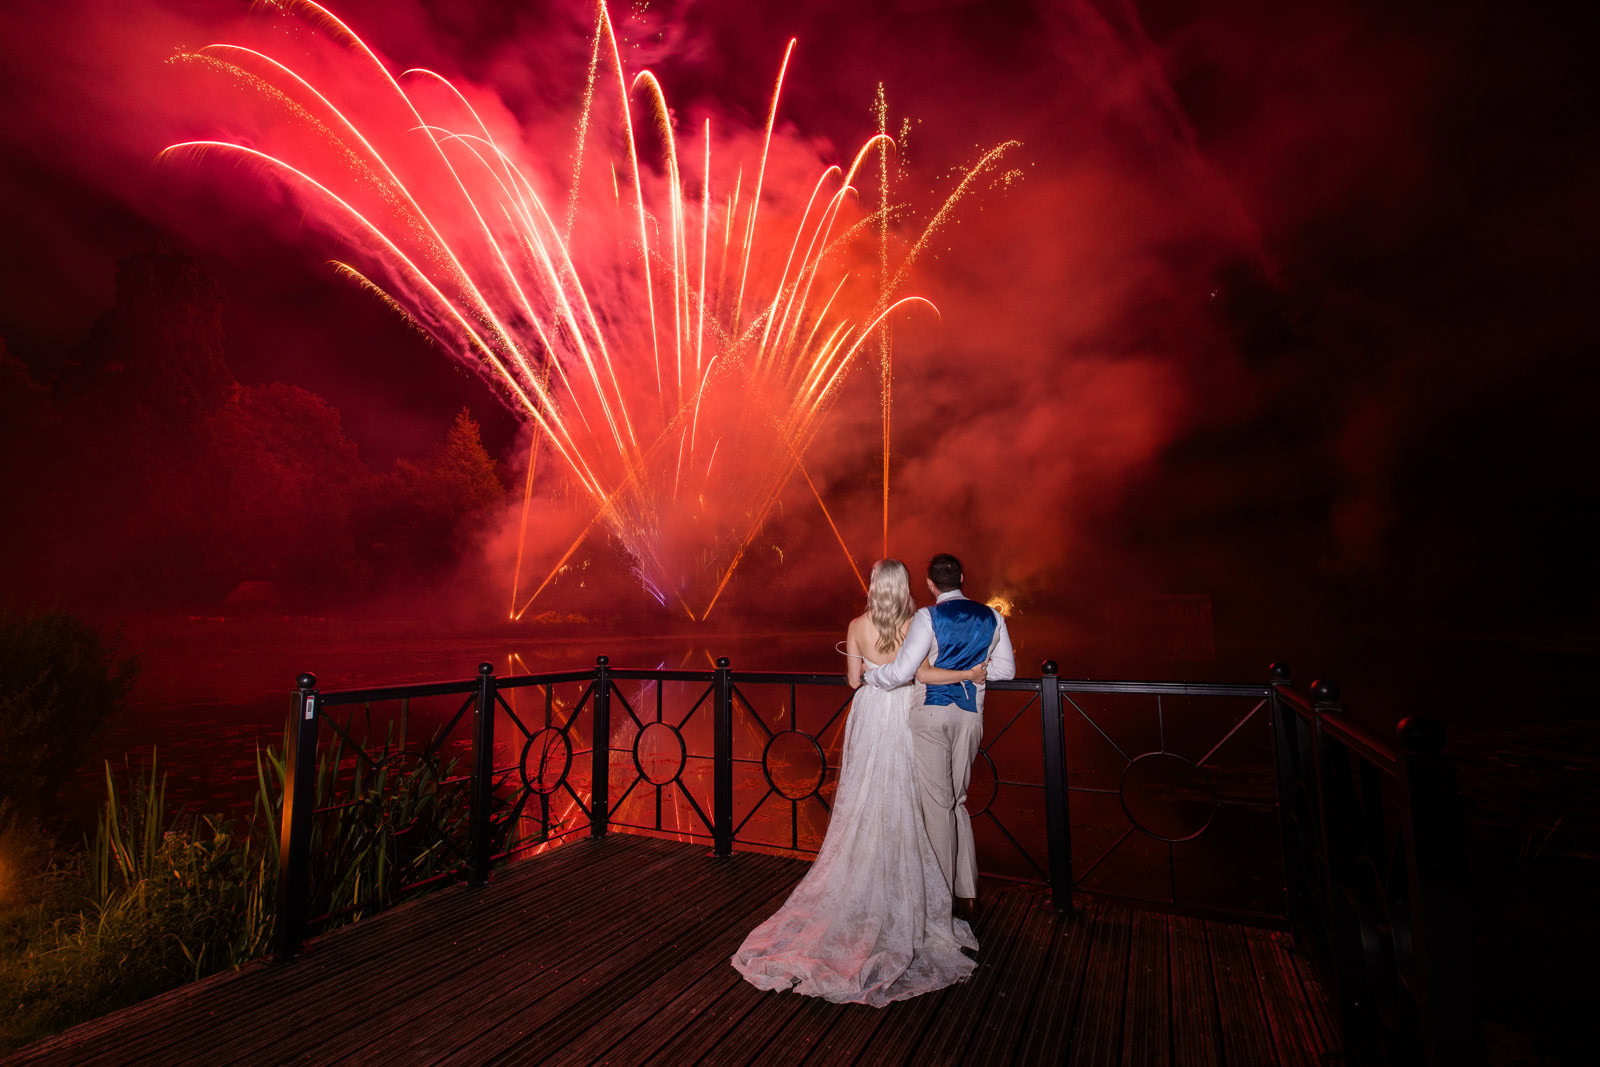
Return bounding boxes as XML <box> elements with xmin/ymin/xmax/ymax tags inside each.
<box><xmin>730</xmin><ymin>669</ymin><xmax>977</xmax><ymax>1006</ymax></box>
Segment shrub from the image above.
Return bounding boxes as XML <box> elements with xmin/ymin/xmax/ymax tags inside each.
<box><xmin>0</xmin><ymin>725</ymin><xmax>512</xmax><ymax>1053</ymax></box>
<box><xmin>0</xmin><ymin>752</ymin><xmax>273</xmax><ymax>1052</ymax></box>
<box><xmin>0</xmin><ymin>613</ymin><xmax>138</xmax><ymax>818</ymax></box>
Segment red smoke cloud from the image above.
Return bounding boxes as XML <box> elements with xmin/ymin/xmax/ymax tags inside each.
<box><xmin>1</xmin><ymin>0</ymin><xmax>1593</xmax><ymax>657</ymax></box>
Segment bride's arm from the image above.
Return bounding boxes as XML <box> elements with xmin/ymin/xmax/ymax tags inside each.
<box><xmin>917</xmin><ymin>661</ymin><xmax>988</xmax><ymax>685</ymax></box>
<box><xmin>845</xmin><ymin>623</ymin><xmax>865</xmax><ymax>689</ymax></box>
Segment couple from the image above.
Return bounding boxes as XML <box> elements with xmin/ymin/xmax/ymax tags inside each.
<box><xmin>731</xmin><ymin>553</ymin><xmax>1016</xmax><ymax>1006</ymax></box>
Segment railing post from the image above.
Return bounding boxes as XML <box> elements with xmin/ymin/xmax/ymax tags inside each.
<box><xmin>591</xmin><ymin>655</ymin><xmax>610</xmax><ymax>838</ymax></box>
<box><xmin>1267</xmin><ymin>662</ymin><xmax>1308</xmax><ymax>935</ymax></box>
<box><xmin>1038</xmin><ymin>660</ymin><xmax>1074</xmax><ymax>912</ymax></box>
<box><xmin>1308</xmin><ymin>678</ymin><xmax>1358</xmax><ymax>1048</ymax></box>
<box><xmin>713</xmin><ymin>656</ymin><xmax>733</xmax><ymax>857</ymax></box>
<box><xmin>469</xmin><ymin>662</ymin><xmax>496</xmax><ymax>886</ymax></box>
<box><xmin>1396</xmin><ymin>715</ymin><xmax>1480</xmax><ymax>1066</ymax></box>
<box><xmin>274</xmin><ymin>671</ymin><xmax>320</xmax><ymax>961</ymax></box>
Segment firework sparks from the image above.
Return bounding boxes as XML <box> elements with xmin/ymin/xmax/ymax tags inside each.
<box><xmin>163</xmin><ymin>0</ymin><xmax>1012</xmax><ymax>616</ymax></box>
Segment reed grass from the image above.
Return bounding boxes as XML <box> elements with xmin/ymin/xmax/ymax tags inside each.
<box><xmin>0</xmin><ymin>718</ymin><xmax>530</xmax><ymax>1054</ymax></box>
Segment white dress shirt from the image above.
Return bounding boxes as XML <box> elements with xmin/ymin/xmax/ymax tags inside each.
<box><xmin>864</xmin><ymin>590</ymin><xmax>1016</xmax><ymax>699</ymax></box>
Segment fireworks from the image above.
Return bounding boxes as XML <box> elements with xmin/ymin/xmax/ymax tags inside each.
<box><xmin>161</xmin><ymin>1</ymin><xmax>1017</xmax><ymax>619</ymax></box>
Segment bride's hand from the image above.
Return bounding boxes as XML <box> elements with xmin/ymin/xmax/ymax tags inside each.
<box><xmin>968</xmin><ymin>661</ymin><xmax>988</xmax><ymax>684</ymax></box>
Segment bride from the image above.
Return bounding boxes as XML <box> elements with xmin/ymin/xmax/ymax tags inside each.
<box><xmin>730</xmin><ymin>558</ymin><xmax>986</xmax><ymax>1005</ymax></box>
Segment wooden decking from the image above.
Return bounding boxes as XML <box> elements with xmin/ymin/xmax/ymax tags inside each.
<box><xmin>11</xmin><ymin>834</ymin><xmax>1339</xmax><ymax>1065</ymax></box>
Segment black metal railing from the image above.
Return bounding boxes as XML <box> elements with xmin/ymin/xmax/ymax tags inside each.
<box><xmin>1025</xmin><ymin>671</ymin><xmax>1285</xmax><ymax>920</ymax></box>
<box><xmin>274</xmin><ymin>664</ymin><xmax>600</xmax><ymax>955</ymax></box>
<box><xmin>1269</xmin><ymin>674</ymin><xmax>1479</xmax><ymax>1066</ymax></box>
<box><xmin>273</xmin><ymin>654</ymin><xmax>1475</xmax><ymax>1065</ymax></box>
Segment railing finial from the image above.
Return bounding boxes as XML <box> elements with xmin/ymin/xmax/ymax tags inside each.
<box><xmin>1269</xmin><ymin>662</ymin><xmax>1291</xmax><ymax>682</ymax></box>
<box><xmin>1311</xmin><ymin>678</ymin><xmax>1341</xmax><ymax>703</ymax></box>
<box><xmin>296</xmin><ymin>672</ymin><xmax>317</xmax><ymax>690</ymax></box>
<box><xmin>716</xmin><ymin>656</ymin><xmax>731</xmax><ymax>668</ymax></box>
<box><xmin>478</xmin><ymin>662</ymin><xmax>494</xmax><ymax>676</ymax></box>
<box><xmin>596</xmin><ymin>654</ymin><xmax>609</xmax><ymax>666</ymax></box>
<box><xmin>1397</xmin><ymin>715</ymin><xmax>1445</xmax><ymax>754</ymax></box>
<box><xmin>1041</xmin><ymin>659</ymin><xmax>1058</xmax><ymax>675</ymax></box>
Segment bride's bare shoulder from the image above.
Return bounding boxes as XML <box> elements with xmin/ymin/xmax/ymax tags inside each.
<box><xmin>846</xmin><ymin>612</ymin><xmax>872</xmax><ymax>638</ymax></box>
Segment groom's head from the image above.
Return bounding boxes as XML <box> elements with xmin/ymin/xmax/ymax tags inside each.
<box><xmin>927</xmin><ymin>554</ymin><xmax>963</xmax><ymax>595</ymax></box>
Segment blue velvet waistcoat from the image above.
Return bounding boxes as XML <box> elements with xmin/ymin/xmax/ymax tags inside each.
<box><xmin>924</xmin><ymin>598</ymin><xmax>996</xmax><ymax>712</ymax></box>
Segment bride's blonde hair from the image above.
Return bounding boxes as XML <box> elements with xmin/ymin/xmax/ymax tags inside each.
<box><xmin>867</xmin><ymin>558</ymin><xmax>916</xmax><ymax>655</ymax></box>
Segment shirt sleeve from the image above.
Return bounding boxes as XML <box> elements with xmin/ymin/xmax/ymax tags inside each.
<box><xmin>987</xmin><ymin>610</ymin><xmax>1016</xmax><ymax>681</ymax></box>
<box><xmin>865</xmin><ymin>609</ymin><xmax>934</xmax><ymax>689</ymax></box>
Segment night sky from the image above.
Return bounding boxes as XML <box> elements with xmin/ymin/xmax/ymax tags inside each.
<box><xmin>1</xmin><ymin>0</ymin><xmax>1595</xmax><ymax>698</ymax></box>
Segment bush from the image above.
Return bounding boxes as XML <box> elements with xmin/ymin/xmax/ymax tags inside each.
<box><xmin>0</xmin><ymin>726</ymin><xmax>511</xmax><ymax>1054</ymax></box>
<box><xmin>0</xmin><ymin>614</ymin><xmax>138</xmax><ymax>818</ymax></box>
<box><xmin>0</xmin><ymin>752</ymin><xmax>273</xmax><ymax>1052</ymax></box>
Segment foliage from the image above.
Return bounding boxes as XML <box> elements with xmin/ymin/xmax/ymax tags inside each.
<box><xmin>361</xmin><ymin>407</ymin><xmax>504</xmax><ymax>582</ymax></box>
<box><xmin>0</xmin><ymin>716</ymin><xmax>522</xmax><ymax>1055</ymax></box>
<box><xmin>86</xmin><ymin>752</ymin><xmax>276</xmax><ymax>974</ymax></box>
<box><xmin>0</xmin><ymin>754</ymin><xmax>275</xmax><ymax>1051</ymax></box>
<box><xmin>270</xmin><ymin>715</ymin><xmax>475</xmax><ymax>924</ymax></box>
<box><xmin>6</xmin><ymin>251</ymin><xmax>513</xmax><ymax>610</ymax></box>
<box><xmin>0</xmin><ymin>613</ymin><xmax>139</xmax><ymax>818</ymax></box>
<box><xmin>201</xmin><ymin>380</ymin><xmax>374</xmax><ymax>597</ymax></box>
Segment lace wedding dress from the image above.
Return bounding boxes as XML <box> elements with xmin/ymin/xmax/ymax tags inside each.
<box><xmin>730</xmin><ymin>664</ymin><xmax>978</xmax><ymax>1006</ymax></box>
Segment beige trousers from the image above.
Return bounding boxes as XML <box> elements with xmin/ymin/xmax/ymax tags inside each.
<box><xmin>910</xmin><ymin>702</ymin><xmax>983</xmax><ymax>900</ymax></box>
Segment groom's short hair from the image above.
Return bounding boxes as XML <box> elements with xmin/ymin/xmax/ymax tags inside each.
<box><xmin>927</xmin><ymin>554</ymin><xmax>963</xmax><ymax>592</ymax></box>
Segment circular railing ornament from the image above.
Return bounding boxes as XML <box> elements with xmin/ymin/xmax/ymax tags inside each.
<box><xmin>520</xmin><ymin>727</ymin><xmax>572</xmax><ymax>795</ymax></box>
<box><xmin>762</xmin><ymin>730</ymin><xmax>827</xmax><ymax>801</ymax></box>
<box><xmin>1118</xmin><ymin>751</ymin><xmax>1218</xmax><ymax>842</ymax></box>
<box><xmin>633</xmin><ymin>721</ymin><xmax>687</xmax><ymax>786</ymax></box>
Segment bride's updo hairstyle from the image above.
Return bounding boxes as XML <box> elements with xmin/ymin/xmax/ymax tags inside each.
<box><xmin>867</xmin><ymin>558</ymin><xmax>916</xmax><ymax>655</ymax></box>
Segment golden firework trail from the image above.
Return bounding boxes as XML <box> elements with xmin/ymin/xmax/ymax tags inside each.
<box><xmin>875</xmin><ymin>82</ymin><xmax>891</xmax><ymax>559</ymax></box>
<box><xmin>163</xmin><ymin>0</ymin><xmax>1013</xmax><ymax>617</ymax></box>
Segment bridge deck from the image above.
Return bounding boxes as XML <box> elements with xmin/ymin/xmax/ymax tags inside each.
<box><xmin>12</xmin><ymin>834</ymin><xmax>1338</xmax><ymax>1065</ymax></box>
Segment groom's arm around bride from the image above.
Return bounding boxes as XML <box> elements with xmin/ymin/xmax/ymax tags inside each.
<box><xmin>863</xmin><ymin>559</ymin><xmax>1015</xmax><ymax>695</ymax></box>
<box><xmin>861</xmin><ymin>554</ymin><xmax>1014</xmax><ymax>913</ymax></box>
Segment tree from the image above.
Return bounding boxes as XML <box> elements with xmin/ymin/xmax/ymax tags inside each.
<box><xmin>0</xmin><ymin>613</ymin><xmax>138</xmax><ymax>819</ymax></box>
<box><xmin>360</xmin><ymin>408</ymin><xmax>504</xmax><ymax>579</ymax></box>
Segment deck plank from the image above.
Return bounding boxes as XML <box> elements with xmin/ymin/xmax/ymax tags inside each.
<box><xmin>845</xmin><ymin>886</ymin><xmax>1030</xmax><ymax>1065</ymax></box>
<box><xmin>335</xmin><ymin>844</ymin><xmax>770</xmax><ymax>1062</ymax></box>
<box><xmin>1167</xmin><ymin>916</ymin><xmax>1223</xmax><ymax>1067</ymax></box>
<box><xmin>737</xmin><ymin>994</ymin><xmax>847</xmax><ymax>1066</ymax></box>
<box><xmin>1286</xmin><ymin>937</ymin><xmax>1341</xmax><ymax>1054</ymax></box>
<box><xmin>1206</xmin><ymin>919</ymin><xmax>1280</xmax><ymax>1067</ymax></box>
<box><xmin>920</xmin><ymin>890</ymin><xmax>1042</xmax><ymax>1065</ymax></box>
<box><xmin>795</xmin><ymin>1001</ymin><xmax>887</xmax><ymax>1064</ymax></box>
<box><xmin>12</xmin><ymin>833</ymin><xmax>658</xmax><ymax>1067</ymax></box>
<box><xmin>232</xmin><ymin>835</ymin><xmax>708</xmax><ymax>1064</ymax></box>
<box><xmin>1067</xmin><ymin>898</ymin><xmax>1134</xmax><ymax>1066</ymax></box>
<box><xmin>236</xmin><ymin>835</ymin><xmax>706</xmax><ymax>1064</ymax></box>
<box><xmin>696</xmin><ymin>970</ymin><xmax>830</xmax><ymax>1067</ymax></box>
<box><xmin>639</xmin><ymin>971</ymin><xmax>769</xmax><ymax>1065</ymax></box>
<box><xmin>442</xmin><ymin>855</ymin><xmax>800</xmax><ymax>1063</ymax></box>
<box><xmin>592</xmin><ymin>956</ymin><xmax>752</xmax><ymax>1064</ymax></box>
<box><xmin>1121</xmin><ymin>910</ymin><xmax>1171</xmax><ymax>1067</ymax></box>
<box><xmin>962</xmin><ymin>891</ymin><xmax>1064</xmax><ymax>1063</ymax></box>
<box><xmin>1014</xmin><ymin>897</ymin><xmax>1101</xmax><ymax>1063</ymax></box>
<box><xmin>9</xmin><ymin>835</ymin><xmax>1341</xmax><ymax>1067</ymax></box>
<box><xmin>1246</xmin><ymin>929</ymin><xmax>1329</xmax><ymax>1067</ymax></box>
<box><xmin>534</xmin><ymin>874</ymin><xmax>800</xmax><ymax>1065</ymax></box>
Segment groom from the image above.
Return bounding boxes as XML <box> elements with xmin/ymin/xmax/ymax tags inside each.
<box><xmin>864</xmin><ymin>553</ymin><xmax>1015</xmax><ymax>918</ymax></box>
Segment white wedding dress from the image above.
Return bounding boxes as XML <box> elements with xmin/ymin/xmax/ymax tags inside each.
<box><xmin>730</xmin><ymin>661</ymin><xmax>978</xmax><ymax>1006</ymax></box>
